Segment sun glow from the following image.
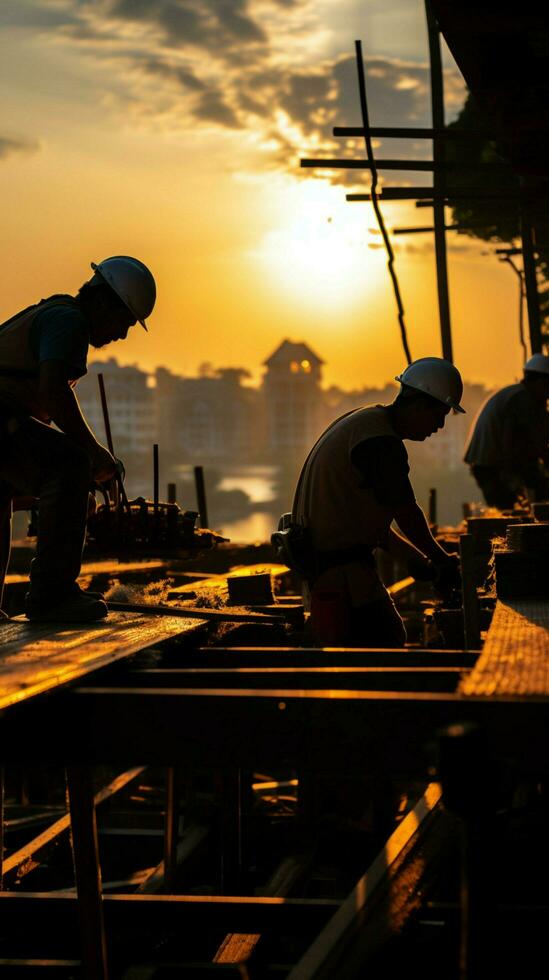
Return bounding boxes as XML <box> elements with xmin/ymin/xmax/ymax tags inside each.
<box><xmin>253</xmin><ymin>180</ymin><xmax>385</xmax><ymax>309</ymax></box>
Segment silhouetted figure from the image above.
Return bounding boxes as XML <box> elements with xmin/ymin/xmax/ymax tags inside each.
<box><xmin>292</xmin><ymin>357</ymin><xmax>464</xmax><ymax>647</ymax></box>
<box><xmin>464</xmin><ymin>354</ymin><xmax>549</xmax><ymax>510</ymax></box>
<box><xmin>0</xmin><ymin>255</ymin><xmax>156</xmax><ymax>621</ymax></box>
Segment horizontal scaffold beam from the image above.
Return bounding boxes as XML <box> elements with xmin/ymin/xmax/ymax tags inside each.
<box><xmin>3</xmin><ymin>686</ymin><xmax>549</xmax><ymax>775</ymax></box>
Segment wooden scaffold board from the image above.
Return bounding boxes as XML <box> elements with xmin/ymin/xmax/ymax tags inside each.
<box><xmin>459</xmin><ymin>598</ymin><xmax>549</xmax><ymax>697</ymax></box>
<box><xmin>0</xmin><ymin>611</ymin><xmax>206</xmax><ymax>711</ymax></box>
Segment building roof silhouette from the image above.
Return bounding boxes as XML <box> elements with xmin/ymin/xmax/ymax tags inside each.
<box><xmin>263</xmin><ymin>339</ymin><xmax>324</xmax><ymax>368</ymax></box>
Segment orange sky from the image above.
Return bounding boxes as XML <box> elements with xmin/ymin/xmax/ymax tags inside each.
<box><xmin>0</xmin><ymin>0</ymin><xmax>528</xmax><ymax>392</ymax></box>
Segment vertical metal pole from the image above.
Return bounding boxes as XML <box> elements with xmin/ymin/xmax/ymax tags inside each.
<box><xmin>459</xmin><ymin>533</ymin><xmax>481</xmax><ymax>650</ymax></box>
<box><xmin>520</xmin><ymin>206</ymin><xmax>543</xmax><ymax>354</ymax></box>
<box><xmin>163</xmin><ymin>767</ymin><xmax>179</xmax><ymax>893</ymax></box>
<box><xmin>167</xmin><ymin>483</ymin><xmax>177</xmax><ymax>505</ymax></box>
<box><xmin>194</xmin><ymin>466</ymin><xmax>209</xmax><ymax>529</ymax></box>
<box><xmin>66</xmin><ymin>765</ymin><xmax>109</xmax><ymax>980</ymax></box>
<box><xmin>153</xmin><ymin>444</ymin><xmax>160</xmax><ymax>542</ymax></box>
<box><xmin>425</xmin><ymin>0</ymin><xmax>454</xmax><ymax>362</ymax></box>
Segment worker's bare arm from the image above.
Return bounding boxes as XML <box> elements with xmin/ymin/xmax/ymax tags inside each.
<box><xmin>38</xmin><ymin>360</ymin><xmax>116</xmax><ymax>480</ymax></box>
<box><xmin>387</xmin><ymin>526</ymin><xmax>430</xmax><ymax>565</ymax></box>
<box><xmin>391</xmin><ymin>500</ymin><xmax>451</xmax><ymax>564</ymax></box>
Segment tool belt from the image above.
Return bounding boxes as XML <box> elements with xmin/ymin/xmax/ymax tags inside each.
<box><xmin>313</xmin><ymin>545</ymin><xmax>376</xmax><ymax>578</ymax></box>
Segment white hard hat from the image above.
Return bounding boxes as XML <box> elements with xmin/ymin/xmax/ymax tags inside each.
<box><xmin>90</xmin><ymin>256</ymin><xmax>156</xmax><ymax>330</ymax></box>
<box><xmin>524</xmin><ymin>353</ymin><xmax>549</xmax><ymax>376</ymax></box>
<box><xmin>396</xmin><ymin>357</ymin><xmax>465</xmax><ymax>413</ymax></box>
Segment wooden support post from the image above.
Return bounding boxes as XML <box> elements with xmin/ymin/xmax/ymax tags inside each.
<box><xmin>194</xmin><ymin>465</ymin><xmax>209</xmax><ymax>529</ymax></box>
<box><xmin>66</xmin><ymin>765</ymin><xmax>109</xmax><ymax>980</ymax></box>
<box><xmin>425</xmin><ymin>0</ymin><xmax>454</xmax><ymax>362</ymax></box>
<box><xmin>459</xmin><ymin>534</ymin><xmax>481</xmax><ymax>650</ymax></box>
<box><xmin>167</xmin><ymin>482</ymin><xmax>177</xmax><ymax>505</ymax></box>
<box><xmin>218</xmin><ymin>768</ymin><xmax>243</xmax><ymax>895</ymax></box>
<box><xmin>0</xmin><ymin>766</ymin><xmax>4</xmax><ymax>891</ymax></box>
<box><xmin>163</xmin><ymin>767</ymin><xmax>179</xmax><ymax>893</ymax></box>
<box><xmin>520</xmin><ymin>206</ymin><xmax>543</xmax><ymax>354</ymax></box>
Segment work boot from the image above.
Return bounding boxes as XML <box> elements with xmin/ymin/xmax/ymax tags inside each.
<box><xmin>25</xmin><ymin>592</ymin><xmax>108</xmax><ymax>623</ymax></box>
<box><xmin>70</xmin><ymin>582</ymin><xmax>105</xmax><ymax>601</ymax></box>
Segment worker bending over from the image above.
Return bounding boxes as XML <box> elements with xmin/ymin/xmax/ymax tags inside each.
<box><xmin>0</xmin><ymin>256</ymin><xmax>156</xmax><ymax>622</ymax></box>
<box><xmin>464</xmin><ymin>354</ymin><xmax>549</xmax><ymax>511</ymax></box>
<box><xmin>291</xmin><ymin>358</ymin><xmax>464</xmax><ymax>647</ymax></box>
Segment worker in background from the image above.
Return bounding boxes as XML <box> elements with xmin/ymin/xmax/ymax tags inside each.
<box><xmin>463</xmin><ymin>354</ymin><xmax>549</xmax><ymax>511</ymax></box>
<box><xmin>291</xmin><ymin>357</ymin><xmax>464</xmax><ymax>647</ymax></box>
<box><xmin>0</xmin><ymin>256</ymin><xmax>156</xmax><ymax>622</ymax></box>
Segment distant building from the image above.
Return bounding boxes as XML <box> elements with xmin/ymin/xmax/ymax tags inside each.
<box><xmin>262</xmin><ymin>339</ymin><xmax>325</xmax><ymax>454</ymax></box>
<box><xmin>155</xmin><ymin>366</ymin><xmax>260</xmax><ymax>463</ymax></box>
<box><xmin>77</xmin><ymin>359</ymin><xmax>156</xmax><ymax>455</ymax></box>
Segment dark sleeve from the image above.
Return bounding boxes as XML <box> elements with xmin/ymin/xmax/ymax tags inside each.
<box><xmin>32</xmin><ymin>306</ymin><xmax>89</xmax><ymax>379</ymax></box>
<box><xmin>350</xmin><ymin>436</ymin><xmax>416</xmax><ymax>506</ymax></box>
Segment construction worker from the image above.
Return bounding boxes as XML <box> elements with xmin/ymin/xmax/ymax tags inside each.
<box><xmin>291</xmin><ymin>357</ymin><xmax>464</xmax><ymax>647</ymax></box>
<box><xmin>464</xmin><ymin>354</ymin><xmax>549</xmax><ymax>510</ymax></box>
<box><xmin>0</xmin><ymin>256</ymin><xmax>156</xmax><ymax>622</ymax></box>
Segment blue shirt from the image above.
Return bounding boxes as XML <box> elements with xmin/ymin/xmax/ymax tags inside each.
<box><xmin>30</xmin><ymin>302</ymin><xmax>89</xmax><ymax>380</ymax></box>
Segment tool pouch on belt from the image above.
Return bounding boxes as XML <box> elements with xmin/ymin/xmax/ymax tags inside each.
<box><xmin>271</xmin><ymin>513</ymin><xmax>315</xmax><ymax>578</ymax></box>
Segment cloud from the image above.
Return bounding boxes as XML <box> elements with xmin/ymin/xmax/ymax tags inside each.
<box><xmin>0</xmin><ymin>135</ymin><xmax>41</xmax><ymax>161</ymax></box>
<box><xmin>6</xmin><ymin>0</ymin><xmax>466</xmax><ymax>175</ymax></box>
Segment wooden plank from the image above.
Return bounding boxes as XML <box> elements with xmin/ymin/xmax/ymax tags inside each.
<box><xmin>0</xmin><ymin>612</ymin><xmax>206</xmax><ymax>711</ymax></box>
<box><xmin>121</xmin><ymin>666</ymin><xmax>467</xmax><ymax>693</ymax></box>
<box><xmin>107</xmin><ymin>601</ymin><xmax>294</xmax><ymax>626</ymax></box>
<box><xmin>168</xmin><ymin>563</ymin><xmax>290</xmax><ymax>601</ymax></box>
<box><xmin>459</xmin><ymin>599</ymin><xmax>549</xmax><ymax>697</ymax></box>
<box><xmin>0</xmin><ymin>892</ymin><xmax>341</xmax><ymax>934</ymax></box>
<box><xmin>286</xmin><ymin>784</ymin><xmax>443</xmax><ymax>979</ymax></box>
<box><xmin>4</xmin><ymin>560</ymin><xmax>168</xmax><ymax>588</ymax></box>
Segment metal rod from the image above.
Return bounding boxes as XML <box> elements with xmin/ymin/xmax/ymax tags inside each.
<box><xmin>333</xmin><ymin>126</ymin><xmax>492</xmax><ymax>139</ymax></box>
<box><xmin>194</xmin><ymin>465</ymin><xmax>209</xmax><ymax>529</ymax></box>
<box><xmin>354</xmin><ymin>39</ymin><xmax>412</xmax><ymax>364</ymax></box>
<box><xmin>167</xmin><ymin>482</ymin><xmax>177</xmax><ymax>504</ymax></box>
<box><xmin>65</xmin><ymin>765</ymin><xmax>109</xmax><ymax>980</ymax></box>
<box><xmin>96</xmin><ymin>373</ymin><xmax>132</xmax><ymax>515</ymax></box>
<box><xmin>302</xmin><ymin>157</ymin><xmax>508</xmax><ymax>173</ymax></box>
<box><xmin>153</xmin><ymin>444</ymin><xmax>159</xmax><ymax>518</ymax></box>
<box><xmin>520</xmin><ymin>204</ymin><xmax>543</xmax><ymax>354</ymax></box>
<box><xmin>97</xmin><ymin>373</ymin><xmax>115</xmax><ymax>457</ymax></box>
<box><xmin>426</xmin><ymin>0</ymin><xmax>453</xmax><ymax>362</ymax></box>
<box><xmin>348</xmin><ymin>188</ymin><xmax>521</xmax><ymax>202</ymax></box>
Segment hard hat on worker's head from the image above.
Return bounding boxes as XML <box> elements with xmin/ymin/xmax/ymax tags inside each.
<box><xmin>524</xmin><ymin>353</ymin><xmax>549</xmax><ymax>376</ymax></box>
<box><xmin>396</xmin><ymin>357</ymin><xmax>465</xmax><ymax>413</ymax></box>
<box><xmin>89</xmin><ymin>256</ymin><xmax>156</xmax><ymax>331</ymax></box>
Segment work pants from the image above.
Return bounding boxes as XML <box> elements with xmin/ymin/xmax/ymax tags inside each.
<box><xmin>307</xmin><ymin>560</ymin><xmax>407</xmax><ymax>648</ymax></box>
<box><xmin>0</xmin><ymin>417</ymin><xmax>91</xmax><ymax>601</ymax></box>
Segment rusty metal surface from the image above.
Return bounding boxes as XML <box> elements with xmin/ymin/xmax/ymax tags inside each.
<box><xmin>0</xmin><ymin>612</ymin><xmax>206</xmax><ymax>711</ymax></box>
<box><xmin>459</xmin><ymin>599</ymin><xmax>549</xmax><ymax>697</ymax></box>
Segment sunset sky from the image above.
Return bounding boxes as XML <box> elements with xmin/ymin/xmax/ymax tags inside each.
<box><xmin>0</xmin><ymin>0</ymin><xmax>528</xmax><ymax>394</ymax></box>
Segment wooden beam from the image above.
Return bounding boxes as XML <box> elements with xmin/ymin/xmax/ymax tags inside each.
<box><xmin>65</xmin><ymin>765</ymin><xmax>109</xmax><ymax>980</ymax></box>
<box><xmin>3</xmin><ymin>767</ymin><xmax>146</xmax><ymax>886</ymax></box>
<box><xmin>286</xmin><ymin>784</ymin><xmax>443</xmax><ymax>979</ymax></box>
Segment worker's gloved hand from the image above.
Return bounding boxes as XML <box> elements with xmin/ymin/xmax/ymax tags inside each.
<box><xmin>407</xmin><ymin>555</ymin><xmax>438</xmax><ymax>581</ymax></box>
<box><xmin>432</xmin><ymin>554</ymin><xmax>461</xmax><ymax>597</ymax></box>
<box><xmin>90</xmin><ymin>443</ymin><xmax>117</xmax><ymax>484</ymax></box>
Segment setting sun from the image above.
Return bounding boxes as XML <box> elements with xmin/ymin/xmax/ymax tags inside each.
<box><xmin>253</xmin><ymin>180</ymin><xmax>385</xmax><ymax>310</ymax></box>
